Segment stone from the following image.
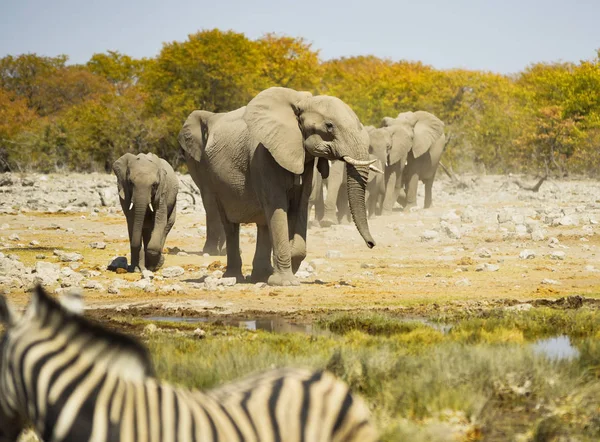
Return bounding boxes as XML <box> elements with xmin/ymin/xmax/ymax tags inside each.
<box><xmin>161</xmin><ymin>266</ymin><xmax>185</xmax><ymax>278</ymax></box>
<box><xmin>220</xmin><ymin>277</ymin><xmax>237</xmax><ymax>286</ymax></box>
<box><xmin>476</xmin><ymin>248</ymin><xmax>492</xmax><ymax>258</ymax></box>
<box><xmin>519</xmin><ymin>249</ymin><xmax>536</xmax><ymax>259</ymax></box>
<box><xmin>204</xmin><ymin>277</ymin><xmax>219</xmax><ymax>290</ymax></box>
<box><xmin>550</xmin><ymin>251</ymin><xmax>565</xmax><ymax>260</ymax></box>
<box><xmin>255</xmin><ymin>282</ymin><xmax>267</xmax><ymax>289</ymax></box>
<box><xmin>83</xmin><ymin>281</ymin><xmax>104</xmax><ymax>290</ymax></box>
<box><xmin>309</xmin><ymin>258</ymin><xmax>327</xmax><ymax>269</ymax></box>
<box><xmin>132</xmin><ymin>279</ymin><xmax>152</xmax><ymax>290</ymax></box>
<box><xmin>160</xmin><ymin>284</ymin><xmax>183</xmax><ymax>293</ymax></box>
<box><xmin>585</xmin><ymin>265</ymin><xmax>599</xmax><ymax>272</ymax></box>
<box><xmin>8</xmin><ymin>234</ymin><xmax>19</xmax><ymax>241</ymax></box>
<box><xmin>60</xmin><ymin>252</ymin><xmax>83</xmax><ymax>262</ymax></box>
<box><xmin>476</xmin><ymin>263</ymin><xmax>499</xmax><ymax>272</ymax></box>
<box><xmin>295</xmin><ymin>271</ymin><xmax>311</xmax><ymax>279</ymax></box>
<box><xmin>107</xmin><ymin>256</ymin><xmax>128</xmax><ymax>271</ymax></box>
<box><xmin>142</xmin><ymin>269</ymin><xmax>154</xmax><ymax>280</ymax></box>
<box><xmin>531</xmin><ymin>229</ymin><xmax>545</xmax><ymax>241</ymax></box>
<box><xmin>420</xmin><ymin>230</ymin><xmax>439</xmax><ymax>241</ymax></box>
<box><xmin>193</xmin><ymin>328</ymin><xmax>206</xmax><ymax>339</ymax></box>
<box><xmin>107</xmin><ymin>285</ymin><xmax>120</xmax><ymax>294</ymax></box>
<box><xmin>29</xmin><ymin>240</ymin><xmax>40</xmax><ymax>246</ymax></box>
<box><xmin>515</xmin><ymin>224</ymin><xmax>528</xmax><ymax>236</ymax></box>
<box><xmin>454</xmin><ymin>277</ymin><xmax>471</xmax><ymax>287</ymax></box>
<box><xmin>440</xmin><ymin>221</ymin><xmax>461</xmax><ymax>239</ymax></box>
<box><xmin>441</xmin><ymin>210</ymin><xmax>460</xmax><ymax>222</ymax></box>
<box><xmin>360</xmin><ymin>263</ymin><xmax>376</xmax><ymax>269</ymax></box>
<box><xmin>541</xmin><ymin>279</ymin><xmax>560</xmax><ymax>285</ymax></box>
<box><xmin>325</xmin><ymin>250</ymin><xmax>342</xmax><ymax>258</ymax></box>
<box><xmin>89</xmin><ymin>241</ymin><xmax>106</xmax><ymax>249</ymax></box>
<box><xmin>33</xmin><ymin>261</ymin><xmax>61</xmax><ymax>286</ymax></box>
<box><xmin>548</xmin><ymin>237</ymin><xmax>560</xmax><ymax>248</ymax></box>
<box><xmin>211</xmin><ymin>270</ymin><xmax>224</xmax><ymax>279</ymax></box>
<box><xmin>460</xmin><ymin>206</ymin><xmax>477</xmax><ymax>223</ymax></box>
<box><xmin>558</xmin><ymin>215</ymin><xmax>577</xmax><ymax>226</ymax></box>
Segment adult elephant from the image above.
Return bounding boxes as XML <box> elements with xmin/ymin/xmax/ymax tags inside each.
<box><xmin>178</xmin><ymin>87</ymin><xmax>378</xmax><ymax>286</ymax></box>
<box><xmin>181</xmin><ymin>111</ymin><xmax>227</xmax><ymax>256</ymax></box>
<box><xmin>380</xmin><ymin>111</ymin><xmax>445</xmax><ymax>214</ymax></box>
<box><xmin>113</xmin><ymin>152</ymin><xmax>179</xmax><ymax>272</ymax></box>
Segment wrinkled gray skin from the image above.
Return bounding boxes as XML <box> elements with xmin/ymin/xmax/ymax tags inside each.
<box><xmin>179</xmin><ymin>87</ymin><xmax>376</xmax><ymax>286</ymax></box>
<box><xmin>113</xmin><ymin>153</ymin><xmax>179</xmax><ymax>272</ymax></box>
<box><xmin>313</xmin><ymin>125</ymin><xmax>388</xmax><ymax>224</ymax></box>
<box><xmin>379</xmin><ymin>111</ymin><xmax>446</xmax><ymax>213</ymax></box>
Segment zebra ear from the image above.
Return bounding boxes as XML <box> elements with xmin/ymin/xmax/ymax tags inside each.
<box><xmin>0</xmin><ymin>295</ymin><xmax>17</xmax><ymax>326</ymax></box>
<box><xmin>59</xmin><ymin>289</ymin><xmax>85</xmax><ymax>315</ymax></box>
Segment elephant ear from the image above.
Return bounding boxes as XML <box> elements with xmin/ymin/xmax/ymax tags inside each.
<box><xmin>380</xmin><ymin>117</ymin><xmax>398</xmax><ymax>128</ymax></box>
<box><xmin>411</xmin><ymin>111</ymin><xmax>445</xmax><ymax>159</ymax></box>
<box><xmin>113</xmin><ymin>153</ymin><xmax>135</xmax><ymax>200</ymax></box>
<box><xmin>178</xmin><ymin>110</ymin><xmax>215</xmax><ymax>162</ymax></box>
<box><xmin>243</xmin><ymin>87</ymin><xmax>312</xmax><ymax>175</ymax></box>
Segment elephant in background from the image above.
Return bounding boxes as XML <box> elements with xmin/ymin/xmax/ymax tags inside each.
<box><xmin>179</xmin><ymin>87</ymin><xmax>378</xmax><ymax>286</ymax></box>
<box><xmin>380</xmin><ymin>111</ymin><xmax>446</xmax><ymax>213</ymax></box>
<box><xmin>113</xmin><ymin>152</ymin><xmax>179</xmax><ymax>272</ymax></box>
<box><xmin>181</xmin><ymin>110</ymin><xmax>227</xmax><ymax>256</ymax></box>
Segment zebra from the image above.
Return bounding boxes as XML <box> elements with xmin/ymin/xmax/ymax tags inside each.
<box><xmin>0</xmin><ymin>285</ymin><xmax>378</xmax><ymax>442</ymax></box>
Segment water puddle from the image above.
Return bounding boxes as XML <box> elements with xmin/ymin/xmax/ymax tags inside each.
<box><xmin>531</xmin><ymin>335</ymin><xmax>580</xmax><ymax>361</ymax></box>
<box><xmin>146</xmin><ymin>316</ymin><xmax>325</xmax><ymax>335</ymax></box>
<box><xmin>146</xmin><ymin>315</ymin><xmax>452</xmax><ymax>336</ymax></box>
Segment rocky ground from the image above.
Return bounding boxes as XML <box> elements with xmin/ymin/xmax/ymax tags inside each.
<box><xmin>1</xmin><ymin>171</ymin><xmax>599</xmax><ymax>315</ymax></box>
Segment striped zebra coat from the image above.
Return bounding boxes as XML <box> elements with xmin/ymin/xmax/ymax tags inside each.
<box><xmin>0</xmin><ymin>286</ymin><xmax>378</xmax><ymax>442</ymax></box>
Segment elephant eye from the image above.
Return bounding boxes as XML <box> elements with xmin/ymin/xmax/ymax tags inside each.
<box><xmin>324</xmin><ymin>121</ymin><xmax>335</xmax><ymax>133</ymax></box>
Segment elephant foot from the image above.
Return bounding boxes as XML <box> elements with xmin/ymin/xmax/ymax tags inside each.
<box><xmin>250</xmin><ymin>267</ymin><xmax>274</xmax><ymax>283</ymax></box>
<box><xmin>381</xmin><ymin>210</ymin><xmax>394</xmax><ymax>216</ymax></box>
<box><xmin>319</xmin><ymin>218</ymin><xmax>337</xmax><ymax>228</ymax></box>
<box><xmin>402</xmin><ymin>203</ymin><xmax>417</xmax><ymax>212</ymax></box>
<box><xmin>223</xmin><ymin>269</ymin><xmax>245</xmax><ymax>283</ymax></box>
<box><xmin>203</xmin><ymin>246</ymin><xmax>222</xmax><ymax>256</ymax></box>
<box><xmin>268</xmin><ymin>272</ymin><xmax>300</xmax><ymax>287</ymax></box>
<box><xmin>127</xmin><ymin>264</ymin><xmax>143</xmax><ymax>273</ymax></box>
<box><xmin>308</xmin><ymin>219</ymin><xmax>320</xmax><ymax>229</ymax></box>
<box><xmin>145</xmin><ymin>252</ymin><xmax>164</xmax><ymax>271</ymax></box>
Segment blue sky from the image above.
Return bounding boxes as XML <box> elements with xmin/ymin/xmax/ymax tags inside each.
<box><xmin>1</xmin><ymin>0</ymin><xmax>598</xmax><ymax>73</ymax></box>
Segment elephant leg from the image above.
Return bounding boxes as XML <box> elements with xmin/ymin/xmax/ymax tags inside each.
<box><xmin>423</xmin><ymin>178</ymin><xmax>434</xmax><ymax>209</ymax></box>
<box><xmin>265</xmin><ymin>205</ymin><xmax>298</xmax><ymax>286</ymax></box>
<box><xmin>250</xmin><ymin>224</ymin><xmax>273</xmax><ymax>282</ymax></box>
<box><xmin>221</xmin><ymin>221</ymin><xmax>244</xmax><ymax>283</ymax></box>
<box><xmin>202</xmin><ymin>191</ymin><xmax>226</xmax><ymax>256</ymax></box>
<box><xmin>404</xmin><ymin>172</ymin><xmax>419</xmax><ymax>210</ymax></box>
<box><xmin>321</xmin><ymin>161</ymin><xmax>344</xmax><ymax>227</ymax></box>
<box><xmin>289</xmin><ymin>165</ymin><xmax>313</xmax><ymax>274</ymax></box>
<box><xmin>382</xmin><ymin>165</ymin><xmax>400</xmax><ymax>215</ymax></box>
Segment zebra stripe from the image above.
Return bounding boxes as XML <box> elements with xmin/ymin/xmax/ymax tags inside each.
<box><xmin>0</xmin><ymin>286</ymin><xmax>378</xmax><ymax>442</ymax></box>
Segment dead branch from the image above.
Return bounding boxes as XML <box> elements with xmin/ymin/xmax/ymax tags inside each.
<box><xmin>513</xmin><ymin>174</ymin><xmax>548</xmax><ymax>192</ymax></box>
<box><xmin>439</xmin><ymin>161</ymin><xmax>470</xmax><ymax>189</ymax></box>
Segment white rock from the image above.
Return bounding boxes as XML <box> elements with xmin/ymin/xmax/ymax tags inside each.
<box><xmin>541</xmin><ymin>278</ymin><xmax>560</xmax><ymax>285</ymax></box>
<box><xmin>161</xmin><ymin>266</ymin><xmax>185</xmax><ymax>278</ymax></box>
<box><xmin>83</xmin><ymin>281</ymin><xmax>104</xmax><ymax>290</ymax></box>
<box><xmin>550</xmin><ymin>251</ymin><xmax>565</xmax><ymax>260</ymax></box>
<box><xmin>193</xmin><ymin>328</ymin><xmax>206</xmax><ymax>338</ymax></box>
<box><xmin>142</xmin><ymin>269</ymin><xmax>154</xmax><ymax>280</ymax></box>
<box><xmin>295</xmin><ymin>271</ymin><xmax>311</xmax><ymax>279</ymax></box>
<box><xmin>89</xmin><ymin>241</ymin><xmax>106</xmax><ymax>249</ymax></box>
<box><xmin>107</xmin><ymin>285</ymin><xmax>120</xmax><ymax>294</ymax></box>
<box><xmin>515</xmin><ymin>224</ymin><xmax>528</xmax><ymax>236</ymax></box>
<box><xmin>60</xmin><ymin>252</ymin><xmax>83</xmax><ymax>262</ymax></box>
<box><xmin>8</xmin><ymin>234</ymin><xmax>19</xmax><ymax>241</ymax></box>
<box><xmin>558</xmin><ymin>215</ymin><xmax>577</xmax><ymax>226</ymax></box>
<box><xmin>30</xmin><ymin>240</ymin><xmax>40</xmax><ymax>246</ymax></box>
<box><xmin>254</xmin><ymin>282</ymin><xmax>268</xmax><ymax>289</ymax></box>
<box><xmin>441</xmin><ymin>210</ymin><xmax>460</xmax><ymax>222</ymax></box>
<box><xmin>420</xmin><ymin>230</ymin><xmax>439</xmax><ymax>241</ymax></box>
<box><xmin>308</xmin><ymin>258</ymin><xmax>327</xmax><ymax>270</ymax></box>
<box><xmin>461</xmin><ymin>206</ymin><xmax>477</xmax><ymax>223</ymax></box>
<box><xmin>211</xmin><ymin>270</ymin><xmax>224</xmax><ymax>279</ymax></box>
<box><xmin>33</xmin><ymin>261</ymin><xmax>61</xmax><ymax>286</ymax></box>
<box><xmin>585</xmin><ymin>265</ymin><xmax>599</xmax><ymax>272</ymax></box>
<box><xmin>220</xmin><ymin>277</ymin><xmax>237</xmax><ymax>286</ymax></box>
<box><xmin>440</xmin><ymin>221</ymin><xmax>461</xmax><ymax>239</ymax></box>
<box><xmin>160</xmin><ymin>284</ymin><xmax>183</xmax><ymax>293</ymax></box>
<box><xmin>476</xmin><ymin>263</ymin><xmax>500</xmax><ymax>272</ymax></box>
<box><xmin>454</xmin><ymin>277</ymin><xmax>471</xmax><ymax>287</ymax></box>
<box><xmin>132</xmin><ymin>279</ymin><xmax>152</xmax><ymax>290</ymax></box>
<box><xmin>531</xmin><ymin>229</ymin><xmax>545</xmax><ymax>241</ymax></box>
<box><xmin>519</xmin><ymin>249</ymin><xmax>536</xmax><ymax>259</ymax></box>
<box><xmin>476</xmin><ymin>248</ymin><xmax>492</xmax><ymax>258</ymax></box>
<box><xmin>325</xmin><ymin>250</ymin><xmax>343</xmax><ymax>258</ymax></box>
<box><xmin>0</xmin><ymin>224</ymin><xmax>8</xmax><ymax>230</ymax></box>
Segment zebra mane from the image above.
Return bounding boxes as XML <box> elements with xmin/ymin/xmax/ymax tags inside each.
<box><xmin>30</xmin><ymin>285</ymin><xmax>155</xmax><ymax>378</ymax></box>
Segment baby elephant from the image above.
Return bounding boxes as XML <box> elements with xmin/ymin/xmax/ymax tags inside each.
<box><xmin>113</xmin><ymin>152</ymin><xmax>178</xmax><ymax>272</ymax></box>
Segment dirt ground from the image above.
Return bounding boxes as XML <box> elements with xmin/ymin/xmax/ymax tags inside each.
<box><xmin>1</xmin><ymin>172</ymin><xmax>599</xmax><ymax>316</ymax></box>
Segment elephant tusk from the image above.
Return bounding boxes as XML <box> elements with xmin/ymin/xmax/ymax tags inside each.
<box><xmin>342</xmin><ymin>156</ymin><xmax>377</xmax><ymax>167</ymax></box>
<box><xmin>369</xmin><ymin>164</ymin><xmax>384</xmax><ymax>174</ymax></box>
<box><xmin>129</xmin><ymin>202</ymin><xmax>134</xmax><ymax>211</ymax></box>
<box><xmin>149</xmin><ymin>203</ymin><xmax>154</xmax><ymax>212</ymax></box>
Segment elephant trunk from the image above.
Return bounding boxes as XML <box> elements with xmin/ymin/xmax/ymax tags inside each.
<box><xmin>130</xmin><ymin>194</ymin><xmax>150</xmax><ymax>265</ymax></box>
<box><xmin>345</xmin><ymin>163</ymin><xmax>376</xmax><ymax>248</ymax></box>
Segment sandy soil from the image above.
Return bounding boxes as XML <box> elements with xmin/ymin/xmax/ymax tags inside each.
<box><xmin>1</xmin><ymin>172</ymin><xmax>599</xmax><ymax>315</ymax></box>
